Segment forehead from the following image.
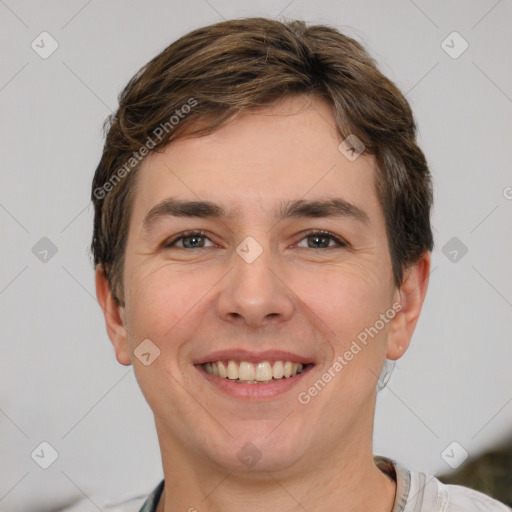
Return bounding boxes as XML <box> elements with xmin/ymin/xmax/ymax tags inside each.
<box><xmin>130</xmin><ymin>95</ymin><xmax>382</xmax><ymax>227</ymax></box>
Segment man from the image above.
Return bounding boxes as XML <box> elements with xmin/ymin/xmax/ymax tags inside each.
<box><xmin>87</xmin><ymin>17</ymin><xmax>510</xmax><ymax>512</ymax></box>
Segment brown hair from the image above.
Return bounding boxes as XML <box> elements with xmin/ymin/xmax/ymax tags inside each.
<box><xmin>91</xmin><ymin>17</ymin><xmax>434</xmax><ymax>307</ymax></box>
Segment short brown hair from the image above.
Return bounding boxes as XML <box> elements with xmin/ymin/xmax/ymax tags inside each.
<box><xmin>91</xmin><ymin>17</ymin><xmax>434</xmax><ymax>306</ymax></box>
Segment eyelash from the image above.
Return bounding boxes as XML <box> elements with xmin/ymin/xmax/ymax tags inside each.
<box><xmin>162</xmin><ymin>230</ymin><xmax>348</xmax><ymax>249</ymax></box>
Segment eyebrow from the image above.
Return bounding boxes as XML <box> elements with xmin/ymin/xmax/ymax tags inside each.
<box><xmin>141</xmin><ymin>197</ymin><xmax>371</xmax><ymax>235</ymax></box>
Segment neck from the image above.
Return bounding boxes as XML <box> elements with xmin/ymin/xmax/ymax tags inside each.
<box><xmin>155</xmin><ymin>430</ymin><xmax>396</xmax><ymax>512</ymax></box>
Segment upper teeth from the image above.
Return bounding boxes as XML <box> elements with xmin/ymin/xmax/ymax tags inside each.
<box><xmin>203</xmin><ymin>360</ymin><xmax>304</xmax><ymax>382</ymax></box>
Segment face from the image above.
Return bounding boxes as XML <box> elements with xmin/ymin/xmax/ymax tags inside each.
<box><xmin>98</xmin><ymin>94</ymin><xmax>428</xmax><ymax>476</ymax></box>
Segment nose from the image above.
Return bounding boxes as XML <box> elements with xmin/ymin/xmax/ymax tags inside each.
<box><xmin>216</xmin><ymin>243</ymin><xmax>294</xmax><ymax>329</ymax></box>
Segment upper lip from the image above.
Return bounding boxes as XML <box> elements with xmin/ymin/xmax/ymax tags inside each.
<box><xmin>193</xmin><ymin>349</ymin><xmax>315</xmax><ymax>365</ymax></box>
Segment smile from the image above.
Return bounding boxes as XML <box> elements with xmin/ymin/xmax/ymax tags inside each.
<box><xmin>194</xmin><ymin>349</ymin><xmax>315</xmax><ymax>399</ymax></box>
<box><xmin>203</xmin><ymin>360</ymin><xmax>307</xmax><ymax>383</ymax></box>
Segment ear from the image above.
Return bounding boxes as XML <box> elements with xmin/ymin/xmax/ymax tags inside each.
<box><xmin>95</xmin><ymin>264</ymin><xmax>132</xmax><ymax>366</ymax></box>
<box><xmin>386</xmin><ymin>251</ymin><xmax>431</xmax><ymax>360</ymax></box>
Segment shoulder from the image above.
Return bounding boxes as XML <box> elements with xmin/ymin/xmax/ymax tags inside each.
<box><xmin>439</xmin><ymin>481</ymin><xmax>512</xmax><ymax>512</ymax></box>
<box><xmin>408</xmin><ymin>466</ymin><xmax>511</xmax><ymax>512</ymax></box>
<box><xmin>376</xmin><ymin>456</ymin><xmax>511</xmax><ymax>512</ymax></box>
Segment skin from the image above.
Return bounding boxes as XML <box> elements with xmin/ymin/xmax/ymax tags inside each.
<box><xmin>96</xmin><ymin>93</ymin><xmax>430</xmax><ymax>512</ymax></box>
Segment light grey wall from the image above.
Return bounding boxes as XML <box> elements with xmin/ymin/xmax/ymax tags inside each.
<box><xmin>1</xmin><ymin>1</ymin><xmax>511</xmax><ymax>511</ymax></box>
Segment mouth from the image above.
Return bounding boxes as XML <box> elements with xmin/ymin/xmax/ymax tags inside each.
<box><xmin>193</xmin><ymin>350</ymin><xmax>315</xmax><ymax>400</ymax></box>
<box><xmin>202</xmin><ymin>360</ymin><xmax>311</xmax><ymax>383</ymax></box>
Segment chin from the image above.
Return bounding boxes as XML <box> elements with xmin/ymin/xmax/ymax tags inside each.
<box><xmin>204</xmin><ymin>425</ymin><xmax>311</xmax><ymax>475</ymax></box>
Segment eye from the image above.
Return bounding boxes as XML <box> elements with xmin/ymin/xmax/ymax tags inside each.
<box><xmin>162</xmin><ymin>230</ymin><xmax>348</xmax><ymax>250</ymax></box>
<box><xmin>296</xmin><ymin>230</ymin><xmax>348</xmax><ymax>249</ymax></box>
<box><xmin>163</xmin><ymin>230</ymin><xmax>216</xmax><ymax>249</ymax></box>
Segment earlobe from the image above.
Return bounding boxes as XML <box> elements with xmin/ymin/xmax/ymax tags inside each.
<box><xmin>386</xmin><ymin>252</ymin><xmax>431</xmax><ymax>360</ymax></box>
<box><xmin>95</xmin><ymin>264</ymin><xmax>132</xmax><ymax>366</ymax></box>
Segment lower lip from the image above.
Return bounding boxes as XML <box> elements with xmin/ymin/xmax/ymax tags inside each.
<box><xmin>195</xmin><ymin>364</ymin><xmax>314</xmax><ymax>400</ymax></box>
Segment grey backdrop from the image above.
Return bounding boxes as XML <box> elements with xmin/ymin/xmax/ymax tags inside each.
<box><xmin>1</xmin><ymin>1</ymin><xmax>511</xmax><ymax>511</ymax></box>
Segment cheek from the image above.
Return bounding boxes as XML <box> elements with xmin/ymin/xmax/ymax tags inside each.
<box><xmin>124</xmin><ymin>263</ymin><xmax>205</xmax><ymax>347</ymax></box>
<box><xmin>124</xmin><ymin>244</ymin><xmax>393</xmax><ymax>362</ymax></box>
<box><xmin>294</xmin><ymin>260</ymin><xmax>391</xmax><ymax>344</ymax></box>
<box><xmin>122</xmin><ymin>266</ymin><xmax>206</xmax><ymax>407</ymax></box>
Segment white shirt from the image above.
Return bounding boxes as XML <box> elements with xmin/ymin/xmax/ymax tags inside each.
<box><xmin>59</xmin><ymin>456</ymin><xmax>511</xmax><ymax>512</ymax></box>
